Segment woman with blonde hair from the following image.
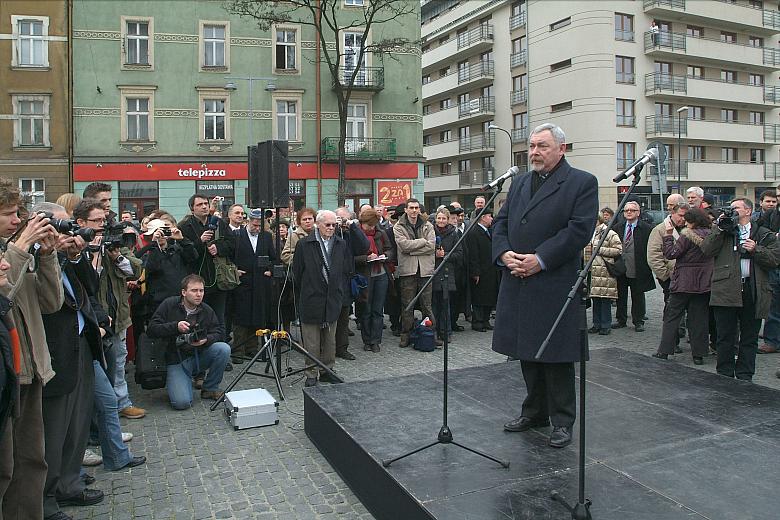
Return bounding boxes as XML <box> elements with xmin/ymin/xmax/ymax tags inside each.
<box><xmin>585</xmin><ymin>210</ymin><xmax>623</xmax><ymax>335</ymax></box>
<box><xmin>55</xmin><ymin>193</ymin><xmax>81</xmax><ymax>217</ymax></box>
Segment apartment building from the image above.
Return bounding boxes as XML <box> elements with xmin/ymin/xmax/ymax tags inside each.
<box><xmin>72</xmin><ymin>0</ymin><xmax>422</xmax><ymax>220</ymax></box>
<box><xmin>421</xmin><ymin>0</ymin><xmax>780</xmax><ymax>211</ymax></box>
<box><xmin>0</xmin><ymin>0</ymin><xmax>70</xmax><ymax>204</ymax></box>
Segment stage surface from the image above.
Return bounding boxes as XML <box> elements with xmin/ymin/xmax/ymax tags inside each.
<box><xmin>304</xmin><ymin>348</ymin><xmax>780</xmax><ymax>519</ymax></box>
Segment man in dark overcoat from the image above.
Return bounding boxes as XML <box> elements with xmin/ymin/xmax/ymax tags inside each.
<box><xmin>231</xmin><ymin>209</ymin><xmax>276</xmax><ymax>360</ymax></box>
<box><xmin>466</xmin><ymin>208</ymin><xmax>498</xmax><ymax>331</ymax></box>
<box><xmin>492</xmin><ymin>123</ymin><xmax>598</xmax><ymax>449</ymax></box>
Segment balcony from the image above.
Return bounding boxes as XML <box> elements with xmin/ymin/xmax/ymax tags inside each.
<box><xmin>645</xmin><ymin>72</ymin><xmax>773</xmax><ymax>107</ymax></box>
<box><xmin>458</xmin><ymin>60</ymin><xmax>494</xmax><ymax>86</ymax></box>
<box><xmin>511</xmin><ymin>128</ymin><xmax>528</xmax><ymax>144</ymax></box>
<box><xmin>510</xmin><ymin>11</ymin><xmax>526</xmax><ymax>31</ymax></box>
<box><xmin>457</xmin><ymin>96</ymin><xmax>495</xmax><ymax>122</ymax></box>
<box><xmin>333</xmin><ymin>67</ymin><xmax>385</xmax><ymax>91</ymax></box>
<box><xmin>644</xmin><ymin>31</ymin><xmax>780</xmax><ymax>70</ymax></box>
<box><xmin>424</xmin><ymin>139</ymin><xmax>459</xmax><ymax>161</ymax></box>
<box><xmin>423</xmin><ymin>106</ymin><xmax>456</xmax><ymax>131</ymax></box>
<box><xmin>422</xmin><ymin>24</ymin><xmax>493</xmax><ymax>71</ymax></box>
<box><xmin>643</xmin><ymin>0</ymin><xmax>780</xmax><ymax>33</ymax></box>
<box><xmin>765</xmin><ymin>162</ymin><xmax>780</xmax><ymax>180</ymax></box>
<box><xmin>422</xmin><ymin>71</ymin><xmax>458</xmax><ymax>100</ymax></box>
<box><xmin>320</xmin><ymin>137</ymin><xmax>396</xmax><ymax>161</ymax></box>
<box><xmin>459</xmin><ymin>169</ymin><xmax>493</xmax><ymax>188</ymax></box>
<box><xmin>511</xmin><ymin>88</ymin><xmax>527</xmax><ymax>106</ymax></box>
<box><xmin>510</xmin><ymin>50</ymin><xmax>527</xmax><ymax>68</ymax></box>
<box><xmin>686</xmin><ymin>160</ymin><xmax>769</xmax><ymax>183</ymax></box>
<box><xmin>645</xmin><ymin>115</ymin><xmax>777</xmax><ymax>144</ymax></box>
<box><xmin>459</xmin><ymin>133</ymin><xmax>495</xmax><ymax>154</ymax></box>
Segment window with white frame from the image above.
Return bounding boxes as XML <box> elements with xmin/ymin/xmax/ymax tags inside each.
<box><xmin>345</xmin><ymin>0</ymin><xmax>365</xmax><ymax>5</ymax></box>
<box><xmin>203</xmin><ymin>24</ymin><xmax>226</xmax><ymax>67</ymax></box>
<box><xmin>346</xmin><ymin>102</ymin><xmax>368</xmax><ymax>153</ymax></box>
<box><xmin>276</xmin><ymin>100</ymin><xmax>298</xmax><ymax>141</ymax></box>
<box><xmin>19</xmin><ymin>179</ymin><xmax>45</xmax><ymax>206</ymax></box>
<box><xmin>204</xmin><ymin>99</ymin><xmax>226</xmax><ymax>140</ymax></box>
<box><xmin>119</xmin><ymin>86</ymin><xmax>155</xmax><ymax>143</ymax></box>
<box><xmin>343</xmin><ymin>31</ymin><xmax>366</xmax><ymax>84</ymax></box>
<box><xmin>13</xmin><ymin>95</ymin><xmax>49</xmax><ymax>148</ymax></box>
<box><xmin>276</xmin><ymin>29</ymin><xmax>296</xmax><ymax>70</ymax></box>
<box><xmin>121</xmin><ymin>17</ymin><xmax>153</xmax><ymax>68</ymax></box>
<box><xmin>13</xmin><ymin>16</ymin><xmax>48</xmax><ymax>67</ymax></box>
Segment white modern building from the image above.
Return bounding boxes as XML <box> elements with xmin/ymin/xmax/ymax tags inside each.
<box><xmin>421</xmin><ymin>0</ymin><xmax>780</xmax><ymax>211</ymax></box>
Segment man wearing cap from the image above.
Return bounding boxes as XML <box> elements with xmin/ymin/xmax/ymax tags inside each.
<box><xmin>467</xmin><ymin>208</ymin><xmax>498</xmax><ymax>331</ymax></box>
<box><xmin>231</xmin><ymin>209</ymin><xmax>276</xmax><ymax>361</ymax></box>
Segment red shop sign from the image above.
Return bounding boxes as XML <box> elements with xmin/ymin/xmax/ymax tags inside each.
<box><xmin>376</xmin><ymin>180</ymin><xmax>412</xmax><ymax>207</ymax></box>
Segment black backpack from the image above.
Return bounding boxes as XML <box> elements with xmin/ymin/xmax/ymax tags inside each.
<box><xmin>134</xmin><ymin>333</ymin><xmax>168</xmax><ymax>390</ymax></box>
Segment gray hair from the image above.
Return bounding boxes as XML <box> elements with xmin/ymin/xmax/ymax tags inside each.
<box><xmin>334</xmin><ymin>206</ymin><xmax>353</xmax><ymax>219</ymax></box>
<box><xmin>32</xmin><ymin>202</ymin><xmax>66</xmax><ymax>215</ymax></box>
<box><xmin>686</xmin><ymin>186</ymin><xmax>704</xmax><ymax>198</ymax></box>
<box><xmin>530</xmin><ymin>123</ymin><xmax>566</xmax><ymax>146</ymax></box>
<box><xmin>730</xmin><ymin>197</ymin><xmax>753</xmax><ymax>211</ymax></box>
<box><xmin>624</xmin><ymin>200</ymin><xmax>641</xmax><ymax>211</ymax></box>
<box><xmin>671</xmin><ymin>202</ymin><xmax>690</xmax><ymax>213</ymax></box>
<box><xmin>666</xmin><ymin>193</ymin><xmax>685</xmax><ymax>206</ymax></box>
<box><xmin>316</xmin><ymin>209</ymin><xmax>336</xmax><ymax>223</ymax></box>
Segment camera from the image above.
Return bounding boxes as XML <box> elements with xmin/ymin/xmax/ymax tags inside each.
<box><xmin>102</xmin><ymin>222</ymin><xmax>135</xmax><ymax>250</ymax></box>
<box><xmin>717</xmin><ymin>207</ymin><xmax>737</xmax><ymax>234</ymax></box>
<box><xmin>176</xmin><ymin>326</ymin><xmax>206</xmax><ymax>347</ymax></box>
<box><xmin>35</xmin><ymin>211</ymin><xmax>96</xmax><ymax>242</ymax></box>
<box><xmin>162</xmin><ymin>227</ymin><xmax>172</xmax><ymax>237</ymax></box>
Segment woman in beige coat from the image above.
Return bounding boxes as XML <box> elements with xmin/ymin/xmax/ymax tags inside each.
<box><xmin>584</xmin><ymin>210</ymin><xmax>623</xmax><ymax>334</ymax></box>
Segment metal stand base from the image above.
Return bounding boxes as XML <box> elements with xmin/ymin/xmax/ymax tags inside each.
<box><xmin>551</xmin><ymin>492</ymin><xmax>593</xmax><ymax>520</ymax></box>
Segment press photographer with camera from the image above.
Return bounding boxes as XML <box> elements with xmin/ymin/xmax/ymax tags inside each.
<box><xmin>701</xmin><ymin>198</ymin><xmax>780</xmax><ymax>381</ymax></box>
<box><xmin>141</xmin><ymin>218</ymin><xmax>198</xmax><ymax>315</ymax></box>
<box><xmin>146</xmin><ymin>274</ymin><xmax>230</xmax><ymax>409</ymax></box>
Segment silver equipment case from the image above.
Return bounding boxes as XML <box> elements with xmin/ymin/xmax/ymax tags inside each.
<box><xmin>224</xmin><ymin>388</ymin><xmax>279</xmax><ymax>430</ymax></box>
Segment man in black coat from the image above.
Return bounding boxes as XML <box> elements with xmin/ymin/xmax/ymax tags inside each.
<box><xmin>333</xmin><ymin>207</ymin><xmax>369</xmax><ymax>361</ymax></box>
<box><xmin>466</xmin><ymin>208</ymin><xmax>498</xmax><ymax>331</ymax></box>
<box><xmin>293</xmin><ymin>210</ymin><xmax>352</xmax><ymax>387</ymax></box>
<box><xmin>492</xmin><ymin>123</ymin><xmax>598</xmax><ymax>449</ymax></box>
<box><xmin>611</xmin><ymin>200</ymin><xmax>656</xmax><ymax>332</ymax></box>
<box><xmin>231</xmin><ymin>209</ymin><xmax>276</xmax><ymax>360</ymax></box>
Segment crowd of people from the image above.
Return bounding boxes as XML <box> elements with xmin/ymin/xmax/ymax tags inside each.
<box><xmin>0</xmin><ymin>178</ymin><xmax>502</xmax><ymax>518</ymax></box>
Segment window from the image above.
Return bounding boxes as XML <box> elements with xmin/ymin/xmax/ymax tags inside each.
<box><xmin>615</xmin><ymin>13</ymin><xmax>634</xmax><ymax>41</ymax></box>
<box><xmin>197</xmin><ymin>87</ymin><xmax>230</xmax><ymax>143</ymax></box>
<box><xmin>119</xmin><ymin>86</ymin><xmax>155</xmax><ymax>143</ymax></box>
<box><xmin>512</xmin><ymin>36</ymin><xmax>526</xmax><ymax>53</ymax></box>
<box><xmin>721</xmin><ymin>108</ymin><xmax>737</xmax><ymax>122</ymax></box>
<box><xmin>422</xmin><ymin>45</ymin><xmax>430</xmax><ymax>53</ymax></box>
<box><xmin>721</xmin><ymin>147</ymin><xmax>738</xmax><ymax>163</ymax></box>
<box><xmin>119</xmin><ymin>181</ymin><xmax>159</xmax><ymax>220</ymax></box>
<box><xmin>440</xmin><ymin>162</ymin><xmax>452</xmax><ymax>175</ymax></box>
<box><xmin>721</xmin><ymin>70</ymin><xmax>737</xmax><ymax>83</ymax></box>
<box><xmin>457</xmin><ymin>93</ymin><xmax>469</xmax><ymax>106</ymax></box>
<box><xmin>655</xmin><ymin>102</ymin><xmax>672</xmax><ymax>117</ymax></box>
<box><xmin>276</xmin><ymin>100</ymin><xmax>298</xmax><ymax>141</ymax></box>
<box><xmin>423</xmin><ymin>134</ymin><xmax>432</xmax><ymax>146</ymax></box>
<box><xmin>550</xmin><ymin>17</ymin><xmax>571</xmax><ymax>31</ymax></box>
<box><xmin>346</xmin><ymin>102</ymin><xmax>368</xmax><ymax>146</ymax></box>
<box><xmin>13</xmin><ymin>96</ymin><xmax>49</xmax><ymax>147</ymax></box>
<box><xmin>438</xmin><ymin>35</ymin><xmax>450</xmax><ymax>45</ymax></box>
<box><xmin>12</xmin><ymin>16</ymin><xmax>48</xmax><ymax>67</ymax></box>
<box><xmin>458</xmin><ymin>159</ymin><xmax>471</xmax><ymax>172</ymax></box>
<box><xmin>616</xmin><ymin>56</ymin><xmax>634</xmax><ymax>84</ymax></box>
<box><xmin>440</xmin><ymin>130</ymin><xmax>451</xmax><ymax>141</ymax></box>
<box><xmin>513</xmin><ymin>112</ymin><xmax>528</xmax><ymax>132</ymax></box>
<box><xmin>551</xmin><ymin>101</ymin><xmax>572</xmax><ymax>112</ymax></box>
<box><xmin>422</xmin><ymin>104</ymin><xmax>431</xmax><ymax>115</ymax></box>
<box><xmin>749</xmin><ymin>35</ymin><xmax>764</xmax><ymax>47</ymax></box>
<box><xmin>125</xmin><ymin>20</ymin><xmax>150</xmax><ymax>65</ymax></box>
<box><xmin>749</xmin><ymin>0</ymin><xmax>763</xmax><ymax>8</ymax></box>
<box><xmin>616</xmin><ymin>99</ymin><xmax>635</xmax><ymax>127</ymax></box>
<box><xmin>422</xmin><ymin>75</ymin><xmax>431</xmax><ymax>85</ymax></box>
<box><xmin>275</xmin><ymin>28</ymin><xmax>296</xmax><ymax>70</ymax></box>
<box><xmin>690</xmin><ymin>106</ymin><xmax>705</xmax><ymax>120</ymax></box>
<box><xmin>513</xmin><ymin>74</ymin><xmax>527</xmax><ymax>91</ymax></box>
<box><xmin>617</xmin><ymin>142</ymin><xmax>635</xmax><ymax>169</ymax></box>
<box><xmin>19</xmin><ymin>179</ymin><xmax>45</xmax><ymax>206</ymax></box>
<box><xmin>343</xmin><ymin>31</ymin><xmax>366</xmax><ymax>84</ymax></box>
<box><xmin>345</xmin><ymin>0</ymin><xmax>365</xmax><ymax>5</ymax></box>
<box><xmin>550</xmin><ymin>59</ymin><xmax>571</xmax><ymax>72</ymax></box>
<box><xmin>751</xmin><ymin>149</ymin><xmax>765</xmax><ymax>163</ymax></box>
<box><xmin>750</xmin><ymin>111</ymin><xmax>764</xmax><ymax>124</ymax></box>
<box><xmin>687</xmin><ymin>65</ymin><xmax>703</xmax><ymax>78</ymax></box>
<box><xmin>458</xmin><ymin>126</ymin><xmax>469</xmax><ymax>140</ymax></box>
<box><xmin>749</xmin><ymin>73</ymin><xmax>764</xmax><ymax>86</ymax></box>
<box><xmin>439</xmin><ymin>98</ymin><xmax>452</xmax><ymax>110</ymax></box>
<box><xmin>655</xmin><ymin>61</ymin><xmax>672</xmax><ymax>74</ymax></box>
<box><xmin>439</xmin><ymin>66</ymin><xmax>450</xmax><ymax>78</ymax></box>
<box><xmin>720</xmin><ymin>31</ymin><xmax>736</xmax><ymax>44</ymax></box>
<box><xmin>202</xmin><ymin>23</ymin><xmax>228</xmax><ymax>68</ymax></box>
<box><xmin>686</xmin><ymin>26</ymin><xmax>702</xmax><ymax>37</ymax></box>
<box><xmin>688</xmin><ymin>145</ymin><xmax>705</xmax><ymax>162</ymax></box>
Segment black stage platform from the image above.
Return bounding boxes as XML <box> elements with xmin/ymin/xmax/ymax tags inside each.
<box><xmin>304</xmin><ymin>348</ymin><xmax>780</xmax><ymax>519</ymax></box>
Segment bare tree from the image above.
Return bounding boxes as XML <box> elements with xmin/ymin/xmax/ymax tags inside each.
<box><xmin>225</xmin><ymin>0</ymin><xmax>418</xmax><ymax>206</ymax></box>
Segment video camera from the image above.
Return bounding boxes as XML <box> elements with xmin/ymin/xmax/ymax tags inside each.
<box><xmin>717</xmin><ymin>207</ymin><xmax>737</xmax><ymax>234</ymax></box>
<box><xmin>34</xmin><ymin>211</ymin><xmax>96</xmax><ymax>242</ymax></box>
<box><xmin>102</xmin><ymin>221</ymin><xmax>137</xmax><ymax>250</ymax></box>
<box><xmin>176</xmin><ymin>326</ymin><xmax>206</xmax><ymax>348</ymax></box>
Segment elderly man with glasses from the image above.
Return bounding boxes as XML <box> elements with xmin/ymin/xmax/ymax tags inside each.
<box><xmin>611</xmin><ymin>201</ymin><xmax>656</xmax><ymax>332</ymax></box>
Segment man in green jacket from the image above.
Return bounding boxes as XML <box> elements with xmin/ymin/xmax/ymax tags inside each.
<box><xmin>701</xmin><ymin>197</ymin><xmax>780</xmax><ymax>381</ymax></box>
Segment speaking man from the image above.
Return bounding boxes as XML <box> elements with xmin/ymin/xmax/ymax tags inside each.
<box><xmin>492</xmin><ymin>123</ymin><xmax>598</xmax><ymax>449</ymax></box>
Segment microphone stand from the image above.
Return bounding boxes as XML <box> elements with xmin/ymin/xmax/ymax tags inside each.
<box><xmin>382</xmin><ymin>179</ymin><xmax>510</xmax><ymax>469</ymax></box>
<box><xmin>535</xmin><ymin>162</ymin><xmax>646</xmax><ymax>520</ymax></box>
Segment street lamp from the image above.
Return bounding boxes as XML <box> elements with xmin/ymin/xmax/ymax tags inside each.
<box><xmin>676</xmin><ymin>106</ymin><xmax>689</xmax><ymax>194</ymax></box>
<box><xmin>224</xmin><ymin>76</ymin><xmax>277</xmax><ymax>147</ymax></box>
<box><xmin>488</xmin><ymin>123</ymin><xmax>514</xmax><ymax>183</ymax></box>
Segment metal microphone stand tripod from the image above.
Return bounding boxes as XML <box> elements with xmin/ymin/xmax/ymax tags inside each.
<box><xmin>382</xmin><ymin>182</ymin><xmax>510</xmax><ymax>469</ymax></box>
<box><xmin>535</xmin><ymin>163</ymin><xmax>646</xmax><ymax>520</ymax></box>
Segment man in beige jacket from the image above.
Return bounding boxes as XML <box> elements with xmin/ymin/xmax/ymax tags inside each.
<box><xmin>0</xmin><ymin>179</ymin><xmax>64</xmax><ymax>519</ymax></box>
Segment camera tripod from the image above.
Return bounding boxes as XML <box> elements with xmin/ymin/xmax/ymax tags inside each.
<box><xmin>210</xmin><ymin>328</ymin><xmax>342</xmax><ymax>410</ymax></box>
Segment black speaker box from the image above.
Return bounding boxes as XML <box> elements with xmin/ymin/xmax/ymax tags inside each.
<box><xmin>248</xmin><ymin>140</ymin><xmax>290</xmax><ymax>208</ymax></box>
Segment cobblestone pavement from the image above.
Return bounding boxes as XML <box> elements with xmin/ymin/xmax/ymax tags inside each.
<box><xmin>65</xmin><ymin>289</ymin><xmax>780</xmax><ymax>519</ymax></box>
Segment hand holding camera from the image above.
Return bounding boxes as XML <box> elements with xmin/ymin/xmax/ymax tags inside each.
<box><xmin>15</xmin><ymin>212</ymin><xmax>56</xmax><ymax>252</ymax></box>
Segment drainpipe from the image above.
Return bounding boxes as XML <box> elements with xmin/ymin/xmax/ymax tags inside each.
<box><xmin>316</xmin><ymin>0</ymin><xmax>323</xmax><ymax>208</ymax></box>
<box><xmin>67</xmin><ymin>0</ymin><xmax>74</xmax><ymax>191</ymax></box>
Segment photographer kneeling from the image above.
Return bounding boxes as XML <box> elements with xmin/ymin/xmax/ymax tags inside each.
<box><xmin>147</xmin><ymin>274</ymin><xmax>230</xmax><ymax>409</ymax></box>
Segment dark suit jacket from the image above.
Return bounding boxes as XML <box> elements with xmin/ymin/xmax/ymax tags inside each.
<box><xmin>611</xmin><ymin>219</ymin><xmax>656</xmax><ymax>292</ymax></box>
<box><xmin>491</xmin><ymin>158</ymin><xmax>599</xmax><ymax>362</ymax></box>
<box><xmin>232</xmin><ymin>228</ymin><xmax>276</xmax><ymax>328</ymax></box>
<box><xmin>293</xmin><ymin>233</ymin><xmax>352</xmax><ymax>325</ymax></box>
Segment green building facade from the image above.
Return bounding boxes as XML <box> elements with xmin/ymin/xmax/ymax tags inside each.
<box><xmin>72</xmin><ymin>0</ymin><xmax>422</xmax><ymax>220</ymax></box>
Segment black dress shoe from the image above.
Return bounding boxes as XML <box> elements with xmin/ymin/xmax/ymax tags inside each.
<box><xmin>485</xmin><ymin>324</ymin><xmax>494</xmax><ymax>330</ymax></box>
<box><xmin>336</xmin><ymin>350</ymin><xmax>356</xmax><ymax>360</ymax></box>
<box><xmin>549</xmin><ymin>426</ymin><xmax>572</xmax><ymax>448</ymax></box>
<box><xmin>692</xmin><ymin>356</ymin><xmax>704</xmax><ymax>365</ymax></box>
<box><xmin>503</xmin><ymin>416</ymin><xmax>550</xmax><ymax>432</ymax></box>
<box><xmin>452</xmin><ymin>324</ymin><xmax>465</xmax><ymax>332</ymax></box>
<box><xmin>45</xmin><ymin>511</ymin><xmax>73</xmax><ymax>520</ymax></box>
<box><xmin>634</xmin><ymin>323</ymin><xmax>645</xmax><ymax>332</ymax></box>
<box><xmin>472</xmin><ymin>326</ymin><xmax>486</xmax><ymax>332</ymax></box>
<box><xmin>57</xmin><ymin>488</ymin><xmax>104</xmax><ymax>506</ymax></box>
<box><xmin>81</xmin><ymin>473</ymin><xmax>96</xmax><ymax>486</ymax></box>
<box><xmin>224</xmin><ymin>362</ymin><xmax>233</xmax><ymax>372</ymax></box>
<box><xmin>116</xmin><ymin>456</ymin><xmax>146</xmax><ymax>470</ymax></box>
<box><xmin>587</xmin><ymin>326</ymin><xmax>599</xmax><ymax>334</ymax></box>
<box><xmin>347</xmin><ymin>330</ymin><xmax>355</xmax><ymax>336</ymax></box>
<box><xmin>674</xmin><ymin>345</ymin><xmax>683</xmax><ymax>354</ymax></box>
<box><xmin>319</xmin><ymin>372</ymin><xmax>343</xmax><ymax>384</ymax></box>
<box><xmin>304</xmin><ymin>377</ymin><xmax>318</xmax><ymax>387</ymax></box>
<box><xmin>652</xmin><ymin>352</ymin><xmax>668</xmax><ymax>360</ymax></box>
<box><xmin>611</xmin><ymin>322</ymin><xmax>627</xmax><ymax>329</ymax></box>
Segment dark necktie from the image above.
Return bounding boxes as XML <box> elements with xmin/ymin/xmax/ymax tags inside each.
<box><xmin>625</xmin><ymin>224</ymin><xmax>633</xmax><ymax>243</ymax></box>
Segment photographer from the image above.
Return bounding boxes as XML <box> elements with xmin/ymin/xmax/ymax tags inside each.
<box><xmin>701</xmin><ymin>198</ymin><xmax>780</xmax><ymax>381</ymax></box>
<box><xmin>333</xmin><ymin>207</ymin><xmax>369</xmax><ymax>361</ymax></box>
<box><xmin>0</xmin><ymin>180</ymin><xmax>63</xmax><ymax>518</ymax></box>
<box><xmin>146</xmin><ymin>274</ymin><xmax>230</xmax><ymax>409</ymax></box>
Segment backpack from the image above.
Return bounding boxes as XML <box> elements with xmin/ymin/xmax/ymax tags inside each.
<box><xmin>134</xmin><ymin>333</ymin><xmax>168</xmax><ymax>390</ymax></box>
<box><xmin>410</xmin><ymin>321</ymin><xmax>436</xmax><ymax>352</ymax></box>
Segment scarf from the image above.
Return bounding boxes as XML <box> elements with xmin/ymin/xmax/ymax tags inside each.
<box><xmin>314</xmin><ymin>227</ymin><xmax>332</xmax><ymax>284</ymax></box>
<box><xmin>364</xmin><ymin>227</ymin><xmax>384</xmax><ymax>275</ymax></box>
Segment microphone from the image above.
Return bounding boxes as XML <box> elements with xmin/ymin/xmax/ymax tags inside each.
<box><xmin>482</xmin><ymin>165</ymin><xmax>520</xmax><ymax>191</ymax></box>
<box><xmin>613</xmin><ymin>148</ymin><xmax>659</xmax><ymax>183</ymax></box>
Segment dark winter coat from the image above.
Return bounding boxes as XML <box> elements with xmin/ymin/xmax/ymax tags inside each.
<box><xmin>432</xmin><ymin>224</ymin><xmax>462</xmax><ymax>292</ymax></box>
<box><xmin>232</xmin><ymin>228</ymin><xmax>276</xmax><ymax>329</ymax></box>
<box><xmin>611</xmin><ymin>218</ymin><xmax>656</xmax><ymax>292</ymax></box>
<box><xmin>335</xmin><ymin>222</ymin><xmax>370</xmax><ymax>306</ymax></box>
<box><xmin>466</xmin><ymin>223</ymin><xmax>499</xmax><ymax>306</ymax></box>
<box><xmin>491</xmin><ymin>158</ymin><xmax>599</xmax><ymax>363</ymax></box>
<box><xmin>0</xmin><ymin>295</ymin><xmax>17</xmax><ymax>441</ymax></box>
<box><xmin>293</xmin><ymin>232</ymin><xmax>352</xmax><ymax>325</ymax></box>
<box><xmin>354</xmin><ymin>227</ymin><xmax>395</xmax><ymax>278</ymax></box>
<box><xmin>178</xmin><ymin>214</ymin><xmax>235</xmax><ymax>293</ymax></box>
<box><xmin>143</xmin><ymin>239</ymin><xmax>199</xmax><ymax>307</ymax></box>
<box><xmin>146</xmin><ymin>296</ymin><xmax>225</xmax><ymax>365</ymax></box>
<box><xmin>662</xmin><ymin>227</ymin><xmax>713</xmax><ymax>294</ymax></box>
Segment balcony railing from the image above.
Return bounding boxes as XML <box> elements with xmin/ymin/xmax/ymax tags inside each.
<box><xmin>764</xmin><ymin>47</ymin><xmax>780</xmax><ymax>66</ymax></box>
<box><xmin>459</xmin><ymin>133</ymin><xmax>495</xmax><ymax>153</ymax></box>
<box><xmin>510</xmin><ymin>88</ymin><xmax>527</xmax><ymax>106</ymax></box>
<box><xmin>643</xmin><ymin>0</ymin><xmax>685</xmax><ymax>8</ymax></box>
<box><xmin>765</xmin><ymin>9</ymin><xmax>780</xmax><ymax>29</ymax></box>
<box><xmin>645</xmin><ymin>115</ymin><xmax>686</xmax><ymax>136</ymax></box>
<box><xmin>458</xmin><ymin>60</ymin><xmax>494</xmax><ymax>83</ymax></box>
<box><xmin>335</xmin><ymin>67</ymin><xmax>385</xmax><ymax>90</ymax></box>
<box><xmin>645</xmin><ymin>72</ymin><xmax>687</xmax><ymax>94</ymax></box>
<box><xmin>511</xmin><ymin>128</ymin><xmax>528</xmax><ymax>143</ymax></box>
<box><xmin>644</xmin><ymin>30</ymin><xmax>686</xmax><ymax>52</ymax></box>
<box><xmin>765</xmin><ymin>124</ymin><xmax>780</xmax><ymax>142</ymax></box>
<box><xmin>509</xmin><ymin>11</ymin><xmax>526</xmax><ymax>31</ymax></box>
<box><xmin>320</xmin><ymin>137</ymin><xmax>396</xmax><ymax>161</ymax></box>
<box><xmin>765</xmin><ymin>162</ymin><xmax>780</xmax><ymax>180</ymax></box>
<box><xmin>458</xmin><ymin>96</ymin><xmax>495</xmax><ymax>118</ymax></box>
<box><xmin>510</xmin><ymin>50</ymin><xmax>527</xmax><ymax>68</ymax></box>
<box><xmin>457</xmin><ymin>24</ymin><xmax>493</xmax><ymax>50</ymax></box>
<box><xmin>459</xmin><ymin>169</ymin><xmax>494</xmax><ymax>188</ymax></box>
<box><xmin>766</xmin><ymin>85</ymin><xmax>780</xmax><ymax>103</ymax></box>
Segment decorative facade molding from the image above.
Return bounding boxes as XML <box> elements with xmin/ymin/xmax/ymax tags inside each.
<box><xmin>373</xmin><ymin>112</ymin><xmax>423</xmax><ymax>124</ymax></box>
<box><xmin>231</xmin><ymin>110</ymin><xmax>272</xmax><ymax>119</ymax></box>
<box><xmin>197</xmin><ymin>142</ymin><xmax>233</xmax><ymax>153</ymax></box>
<box><xmin>73</xmin><ymin>30</ymin><xmax>121</xmax><ymax>40</ymax></box>
<box><xmin>303</xmin><ymin>111</ymin><xmax>339</xmax><ymax>120</ymax></box>
<box><xmin>230</xmin><ymin>37</ymin><xmax>271</xmax><ymax>47</ymax></box>
<box><xmin>73</xmin><ymin>107</ymin><xmax>120</xmax><ymax>117</ymax></box>
<box><xmin>119</xmin><ymin>142</ymin><xmax>158</xmax><ymax>153</ymax></box>
<box><xmin>155</xmin><ymin>32</ymin><xmax>199</xmax><ymax>43</ymax></box>
<box><xmin>155</xmin><ymin>108</ymin><xmax>198</xmax><ymax>118</ymax></box>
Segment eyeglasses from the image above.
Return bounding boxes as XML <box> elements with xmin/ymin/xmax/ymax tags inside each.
<box><xmin>322</xmin><ymin>223</ymin><xmax>337</xmax><ymax>228</ymax></box>
<box><xmin>623</xmin><ymin>209</ymin><xmax>638</xmax><ymax>213</ymax></box>
<box><xmin>87</xmin><ymin>218</ymin><xmax>107</xmax><ymax>223</ymax></box>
